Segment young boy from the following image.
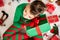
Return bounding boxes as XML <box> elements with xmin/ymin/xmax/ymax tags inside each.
<box><xmin>3</xmin><ymin>1</ymin><xmax>46</xmax><ymax>40</ymax></box>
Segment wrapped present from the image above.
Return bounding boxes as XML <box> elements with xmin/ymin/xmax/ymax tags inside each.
<box><xmin>0</xmin><ymin>0</ymin><xmax>4</xmax><ymax>7</ymax></box>
<box><xmin>47</xmin><ymin>15</ymin><xmax>59</xmax><ymax>23</ymax></box>
<box><xmin>50</xmin><ymin>35</ymin><xmax>59</xmax><ymax>40</ymax></box>
<box><xmin>26</xmin><ymin>14</ymin><xmax>51</xmax><ymax>37</ymax></box>
<box><xmin>46</xmin><ymin>3</ymin><xmax>55</xmax><ymax>14</ymax></box>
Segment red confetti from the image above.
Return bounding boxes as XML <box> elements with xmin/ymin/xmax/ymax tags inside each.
<box><xmin>28</xmin><ymin>0</ymin><xmax>31</xmax><ymax>2</ymax></box>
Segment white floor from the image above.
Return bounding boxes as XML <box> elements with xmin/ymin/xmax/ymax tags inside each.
<box><xmin>0</xmin><ymin>0</ymin><xmax>60</xmax><ymax>40</ymax></box>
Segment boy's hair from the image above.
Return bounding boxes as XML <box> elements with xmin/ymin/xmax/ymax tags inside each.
<box><xmin>30</xmin><ymin>1</ymin><xmax>46</xmax><ymax>15</ymax></box>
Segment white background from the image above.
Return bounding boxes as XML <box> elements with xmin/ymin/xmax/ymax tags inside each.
<box><xmin>0</xmin><ymin>0</ymin><xmax>60</xmax><ymax>40</ymax></box>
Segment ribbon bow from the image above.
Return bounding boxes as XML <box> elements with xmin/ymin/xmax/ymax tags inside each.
<box><xmin>28</xmin><ymin>17</ymin><xmax>39</xmax><ymax>27</ymax></box>
<box><xmin>27</xmin><ymin>17</ymin><xmax>46</xmax><ymax>27</ymax></box>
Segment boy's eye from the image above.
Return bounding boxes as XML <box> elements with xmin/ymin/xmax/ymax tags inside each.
<box><xmin>25</xmin><ymin>10</ymin><xmax>27</xmax><ymax>12</ymax></box>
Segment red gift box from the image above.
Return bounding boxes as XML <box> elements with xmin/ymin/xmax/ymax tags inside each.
<box><xmin>47</xmin><ymin>15</ymin><xmax>59</xmax><ymax>23</ymax></box>
<box><xmin>50</xmin><ymin>35</ymin><xmax>59</xmax><ymax>40</ymax></box>
<box><xmin>0</xmin><ymin>0</ymin><xmax>4</xmax><ymax>7</ymax></box>
<box><xmin>46</xmin><ymin>3</ymin><xmax>55</xmax><ymax>14</ymax></box>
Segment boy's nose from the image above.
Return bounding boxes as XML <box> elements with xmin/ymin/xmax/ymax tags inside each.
<box><xmin>24</xmin><ymin>13</ymin><xmax>27</xmax><ymax>16</ymax></box>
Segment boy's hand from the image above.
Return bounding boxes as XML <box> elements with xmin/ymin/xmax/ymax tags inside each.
<box><xmin>19</xmin><ymin>24</ymin><xmax>26</xmax><ymax>34</ymax></box>
<box><xmin>20</xmin><ymin>28</ymin><xmax>26</xmax><ymax>34</ymax></box>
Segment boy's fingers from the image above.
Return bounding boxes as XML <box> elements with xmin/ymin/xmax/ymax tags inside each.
<box><xmin>20</xmin><ymin>28</ymin><xmax>26</xmax><ymax>34</ymax></box>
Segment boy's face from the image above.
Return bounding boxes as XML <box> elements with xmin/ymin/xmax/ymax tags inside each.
<box><xmin>23</xmin><ymin>4</ymin><xmax>35</xmax><ymax>20</ymax></box>
<box><xmin>23</xmin><ymin>4</ymin><xmax>46</xmax><ymax>20</ymax></box>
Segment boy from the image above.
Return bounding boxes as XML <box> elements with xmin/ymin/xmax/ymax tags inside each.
<box><xmin>3</xmin><ymin>1</ymin><xmax>46</xmax><ymax>40</ymax></box>
<box><xmin>14</xmin><ymin>0</ymin><xmax>46</xmax><ymax>28</ymax></box>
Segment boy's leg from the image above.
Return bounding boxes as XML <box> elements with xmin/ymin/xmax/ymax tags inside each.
<box><xmin>3</xmin><ymin>25</ymin><xmax>30</xmax><ymax>40</ymax></box>
<box><xmin>3</xmin><ymin>32</ymin><xmax>22</xmax><ymax>40</ymax></box>
<box><xmin>3</xmin><ymin>25</ymin><xmax>21</xmax><ymax>40</ymax></box>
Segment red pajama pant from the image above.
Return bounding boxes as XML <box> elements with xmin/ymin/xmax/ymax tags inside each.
<box><xmin>3</xmin><ymin>25</ymin><xmax>43</xmax><ymax>40</ymax></box>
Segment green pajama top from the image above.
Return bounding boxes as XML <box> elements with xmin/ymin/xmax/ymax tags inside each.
<box><xmin>13</xmin><ymin>3</ymin><xmax>29</xmax><ymax>28</ymax></box>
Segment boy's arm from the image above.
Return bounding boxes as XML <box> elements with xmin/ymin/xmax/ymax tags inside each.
<box><xmin>13</xmin><ymin>7</ymin><xmax>26</xmax><ymax>34</ymax></box>
<box><xmin>13</xmin><ymin>3</ymin><xmax>28</xmax><ymax>28</ymax></box>
<box><xmin>13</xmin><ymin>3</ymin><xmax>27</xmax><ymax>28</ymax></box>
<box><xmin>13</xmin><ymin>6</ymin><xmax>22</xmax><ymax>28</ymax></box>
